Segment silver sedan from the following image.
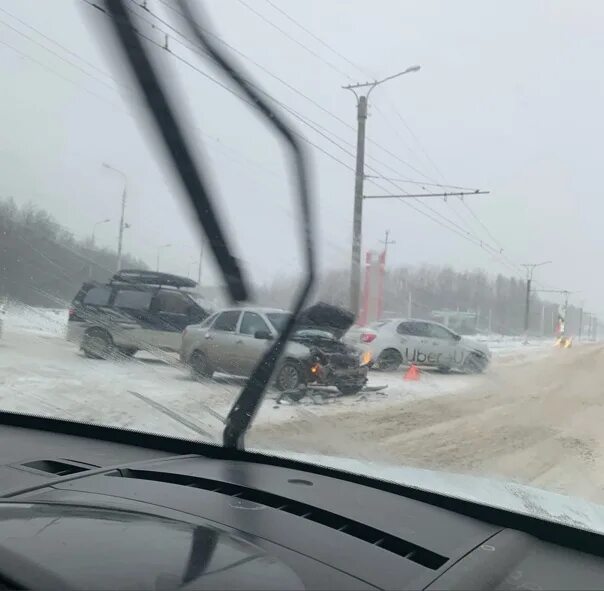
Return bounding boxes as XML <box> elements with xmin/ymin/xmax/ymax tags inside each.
<box><xmin>180</xmin><ymin>306</ymin><xmax>369</xmax><ymax>393</ymax></box>
<box><xmin>344</xmin><ymin>318</ymin><xmax>491</xmax><ymax>373</ymax></box>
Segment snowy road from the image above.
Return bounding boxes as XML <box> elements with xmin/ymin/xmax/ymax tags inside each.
<box><xmin>0</xmin><ymin>305</ymin><xmax>548</xmax><ymax>439</ymax></box>
<box><xmin>2</xmin><ymin>304</ymin><xmax>582</xmax><ymax>504</ymax></box>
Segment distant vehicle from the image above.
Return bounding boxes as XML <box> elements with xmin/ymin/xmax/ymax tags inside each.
<box><xmin>67</xmin><ymin>270</ymin><xmax>212</xmax><ymax>359</ymax></box>
<box><xmin>180</xmin><ymin>303</ymin><xmax>370</xmax><ymax>394</ymax></box>
<box><xmin>344</xmin><ymin>318</ymin><xmax>491</xmax><ymax>373</ymax></box>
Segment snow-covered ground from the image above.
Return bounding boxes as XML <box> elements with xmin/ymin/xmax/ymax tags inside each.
<box><xmin>0</xmin><ymin>305</ymin><xmax>555</xmax><ymax>444</ymax></box>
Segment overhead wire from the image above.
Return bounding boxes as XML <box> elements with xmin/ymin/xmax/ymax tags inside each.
<box><xmin>0</xmin><ymin>14</ymin><xmax>119</xmax><ymax>94</ymax></box>
<box><xmin>115</xmin><ymin>0</ymin><xmax>518</xmax><ymax>270</ymax></box>
<box><xmin>225</xmin><ymin>0</ymin><xmax>511</xmax><ymax>254</ymax></box>
<box><xmin>127</xmin><ymin>1</ymin><xmax>508</xmax><ymax>254</ymax></box>
<box><xmin>11</xmin><ymin>0</ymin><xmax>518</xmax><ymax>275</ymax></box>
<box><xmin>262</xmin><ymin>0</ymin><xmax>374</xmax><ymax>80</ymax></box>
<box><xmin>233</xmin><ymin>0</ymin><xmax>356</xmax><ymax>82</ymax></box>
<box><xmin>0</xmin><ymin>4</ymin><xmax>116</xmax><ymax>82</ymax></box>
<box><xmin>150</xmin><ymin>0</ymin><xmax>441</xmax><ymax>185</ymax></box>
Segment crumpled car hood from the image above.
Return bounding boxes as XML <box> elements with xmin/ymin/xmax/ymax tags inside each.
<box><xmin>255</xmin><ymin>448</ymin><xmax>604</xmax><ymax>535</ymax></box>
<box><xmin>295</xmin><ymin>302</ymin><xmax>356</xmax><ymax>339</ymax></box>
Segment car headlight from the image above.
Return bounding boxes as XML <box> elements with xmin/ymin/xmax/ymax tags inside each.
<box><xmin>360</xmin><ymin>351</ymin><xmax>373</xmax><ymax>366</ymax></box>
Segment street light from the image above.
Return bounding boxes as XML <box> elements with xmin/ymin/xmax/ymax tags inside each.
<box><xmin>91</xmin><ymin>218</ymin><xmax>111</xmax><ymax>246</ymax></box>
<box><xmin>156</xmin><ymin>243</ymin><xmax>172</xmax><ymax>272</ymax></box>
<box><xmin>343</xmin><ymin>65</ymin><xmax>421</xmax><ymax>315</ymax></box>
<box><xmin>102</xmin><ymin>162</ymin><xmax>127</xmax><ymax>272</ymax></box>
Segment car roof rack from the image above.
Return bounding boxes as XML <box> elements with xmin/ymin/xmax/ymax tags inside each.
<box><xmin>110</xmin><ymin>269</ymin><xmax>197</xmax><ymax>289</ymax></box>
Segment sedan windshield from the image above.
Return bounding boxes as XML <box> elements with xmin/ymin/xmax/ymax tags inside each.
<box><xmin>266</xmin><ymin>313</ymin><xmax>292</xmax><ymax>333</ymax></box>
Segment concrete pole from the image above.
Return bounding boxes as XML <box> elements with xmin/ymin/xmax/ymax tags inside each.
<box><xmin>349</xmin><ymin>95</ymin><xmax>368</xmax><ymax>316</ymax></box>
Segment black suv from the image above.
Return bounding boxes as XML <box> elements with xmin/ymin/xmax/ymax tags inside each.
<box><xmin>67</xmin><ymin>270</ymin><xmax>212</xmax><ymax>359</ymax></box>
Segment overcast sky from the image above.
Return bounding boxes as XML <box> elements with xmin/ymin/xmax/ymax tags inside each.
<box><xmin>1</xmin><ymin>0</ymin><xmax>603</xmax><ymax>314</ymax></box>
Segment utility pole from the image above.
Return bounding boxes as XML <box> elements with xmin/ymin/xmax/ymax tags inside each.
<box><xmin>102</xmin><ymin>162</ymin><xmax>127</xmax><ymax>271</ymax></box>
<box><xmin>578</xmin><ymin>303</ymin><xmax>584</xmax><ymax>340</ymax></box>
<box><xmin>343</xmin><ymin>65</ymin><xmax>421</xmax><ymax>315</ymax></box>
<box><xmin>521</xmin><ymin>261</ymin><xmax>551</xmax><ymax>343</ymax></box>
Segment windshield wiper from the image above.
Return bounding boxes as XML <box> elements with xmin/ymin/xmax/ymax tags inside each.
<box><xmin>99</xmin><ymin>0</ymin><xmax>315</xmax><ymax>450</ymax></box>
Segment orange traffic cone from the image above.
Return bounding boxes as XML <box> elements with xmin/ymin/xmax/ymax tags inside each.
<box><xmin>404</xmin><ymin>364</ymin><xmax>420</xmax><ymax>381</ymax></box>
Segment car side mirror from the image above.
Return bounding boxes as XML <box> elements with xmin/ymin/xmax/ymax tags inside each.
<box><xmin>453</xmin><ymin>334</ymin><xmax>461</xmax><ymax>341</ymax></box>
<box><xmin>254</xmin><ymin>330</ymin><xmax>273</xmax><ymax>340</ymax></box>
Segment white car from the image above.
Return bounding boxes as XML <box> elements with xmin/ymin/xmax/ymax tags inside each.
<box><xmin>344</xmin><ymin>318</ymin><xmax>491</xmax><ymax>373</ymax></box>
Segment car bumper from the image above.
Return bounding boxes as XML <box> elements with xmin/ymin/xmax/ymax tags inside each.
<box><xmin>313</xmin><ymin>365</ymin><xmax>368</xmax><ymax>387</ymax></box>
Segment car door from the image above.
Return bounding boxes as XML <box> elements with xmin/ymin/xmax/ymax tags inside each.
<box><xmin>234</xmin><ymin>311</ymin><xmax>274</xmax><ymax>376</ymax></box>
<box><xmin>395</xmin><ymin>321</ymin><xmax>426</xmax><ymax>364</ymax></box>
<box><xmin>203</xmin><ymin>310</ymin><xmax>241</xmax><ymax>373</ymax></box>
<box><xmin>423</xmin><ymin>322</ymin><xmax>462</xmax><ymax>368</ymax></box>
<box><xmin>111</xmin><ymin>288</ymin><xmax>155</xmax><ymax>350</ymax></box>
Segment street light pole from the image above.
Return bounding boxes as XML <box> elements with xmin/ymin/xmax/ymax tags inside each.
<box><xmin>156</xmin><ymin>243</ymin><xmax>171</xmax><ymax>272</ymax></box>
<box><xmin>343</xmin><ymin>65</ymin><xmax>421</xmax><ymax>315</ymax></box>
<box><xmin>521</xmin><ymin>261</ymin><xmax>551</xmax><ymax>343</ymax></box>
<box><xmin>102</xmin><ymin>162</ymin><xmax>127</xmax><ymax>271</ymax></box>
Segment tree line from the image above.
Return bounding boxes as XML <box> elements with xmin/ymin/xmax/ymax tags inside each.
<box><xmin>0</xmin><ymin>198</ymin><xmax>147</xmax><ymax>307</ymax></box>
<box><xmin>0</xmin><ymin>198</ymin><xmax>589</xmax><ymax>337</ymax></box>
<box><xmin>257</xmin><ymin>265</ymin><xmax>585</xmax><ymax>337</ymax></box>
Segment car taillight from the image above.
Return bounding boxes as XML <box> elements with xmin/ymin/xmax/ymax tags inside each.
<box><xmin>361</xmin><ymin>333</ymin><xmax>376</xmax><ymax>343</ymax></box>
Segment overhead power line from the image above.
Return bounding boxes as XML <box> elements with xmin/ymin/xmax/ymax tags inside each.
<box><xmin>122</xmin><ymin>0</ymin><xmax>514</xmax><ymax>268</ymax></box>
<box><xmin>0</xmin><ymin>14</ymin><xmax>117</xmax><ymax>93</ymax></box>
<box><xmin>234</xmin><ymin>0</ymin><xmax>355</xmax><ymax>82</ymax></box>
<box><xmin>74</xmin><ymin>0</ymin><xmax>516</xmax><ymax>272</ymax></box>
<box><xmin>0</xmin><ymin>4</ymin><xmax>115</xmax><ymax>82</ymax></box>
<box><xmin>262</xmin><ymin>0</ymin><xmax>373</xmax><ymax>80</ymax></box>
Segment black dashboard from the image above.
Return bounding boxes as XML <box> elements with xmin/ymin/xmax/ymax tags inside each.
<box><xmin>0</xmin><ymin>414</ymin><xmax>603</xmax><ymax>590</ymax></box>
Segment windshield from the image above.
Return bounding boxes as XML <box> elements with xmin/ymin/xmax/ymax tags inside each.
<box><xmin>2</xmin><ymin>0</ymin><xmax>604</xmax><ymax>533</ymax></box>
<box><xmin>266</xmin><ymin>312</ymin><xmax>292</xmax><ymax>333</ymax></box>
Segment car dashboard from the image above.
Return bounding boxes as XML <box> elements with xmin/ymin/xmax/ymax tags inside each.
<box><xmin>0</xmin><ymin>415</ymin><xmax>602</xmax><ymax>590</ymax></box>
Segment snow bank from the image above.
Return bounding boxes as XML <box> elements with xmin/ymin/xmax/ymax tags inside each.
<box><xmin>3</xmin><ymin>304</ymin><xmax>68</xmax><ymax>338</ymax></box>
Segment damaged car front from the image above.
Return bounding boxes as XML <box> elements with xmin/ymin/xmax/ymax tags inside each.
<box><xmin>285</xmin><ymin>302</ymin><xmax>370</xmax><ymax>395</ymax></box>
<box><xmin>181</xmin><ymin>303</ymin><xmax>370</xmax><ymax>395</ymax></box>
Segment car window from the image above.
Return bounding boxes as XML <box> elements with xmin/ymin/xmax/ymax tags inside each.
<box><xmin>113</xmin><ymin>289</ymin><xmax>152</xmax><ymax>311</ymax></box>
<box><xmin>397</xmin><ymin>321</ymin><xmax>422</xmax><ymax>336</ymax></box>
<box><xmin>266</xmin><ymin>312</ymin><xmax>291</xmax><ymax>332</ymax></box>
<box><xmin>425</xmin><ymin>323</ymin><xmax>456</xmax><ymax>340</ymax></box>
<box><xmin>154</xmin><ymin>290</ymin><xmax>192</xmax><ymax>315</ymax></box>
<box><xmin>212</xmin><ymin>310</ymin><xmax>240</xmax><ymax>332</ymax></box>
<box><xmin>239</xmin><ymin>312</ymin><xmax>270</xmax><ymax>336</ymax></box>
<box><xmin>200</xmin><ymin>313</ymin><xmax>218</xmax><ymax>328</ymax></box>
<box><xmin>82</xmin><ymin>287</ymin><xmax>111</xmax><ymax>306</ymax></box>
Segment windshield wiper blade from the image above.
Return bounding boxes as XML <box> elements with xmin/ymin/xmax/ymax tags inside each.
<box><xmin>99</xmin><ymin>0</ymin><xmax>315</xmax><ymax>451</ymax></box>
<box><xmin>101</xmin><ymin>0</ymin><xmax>247</xmax><ymax>303</ymax></box>
<box><xmin>175</xmin><ymin>0</ymin><xmax>315</xmax><ymax>450</ymax></box>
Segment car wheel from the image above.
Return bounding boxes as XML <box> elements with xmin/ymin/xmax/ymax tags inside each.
<box><xmin>437</xmin><ymin>366</ymin><xmax>451</xmax><ymax>374</ymax></box>
<box><xmin>375</xmin><ymin>349</ymin><xmax>402</xmax><ymax>371</ymax></box>
<box><xmin>275</xmin><ymin>360</ymin><xmax>304</xmax><ymax>392</ymax></box>
<box><xmin>190</xmin><ymin>350</ymin><xmax>214</xmax><ymax>380</ymax></box>
<box><xmin>463</xmin><ymin>353</ymin><xmax>486</xmax><ymax>374</ymax></box>
<box><xmin>82</xmin><ymin>329</ymin><xmax>113</xmax><ymax>359</ymax></box>
<box><xmin>336</xmin><ymin>384</ymin><xmax>363</xmax><ymax>396</ymax></box>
